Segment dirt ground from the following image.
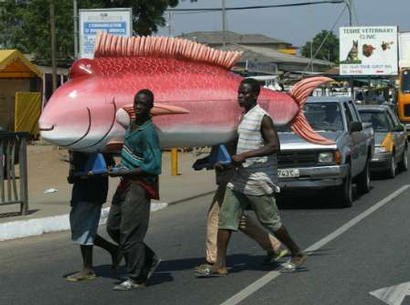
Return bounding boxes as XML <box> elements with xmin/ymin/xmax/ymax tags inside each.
<box><xmin>0</xmin><ymin>143</ymin><xmax>215</xmax><ymax>219</ymax></box>
<box><xmin>27</xmin><ymin>144</ymin><xmax>70</xmax><ymax>194</ymax></box>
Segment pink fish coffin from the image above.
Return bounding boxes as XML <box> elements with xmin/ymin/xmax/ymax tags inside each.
<box><xmin>39</xmin><ymin>32</ymin><xmax>334</xmax><ymax>152</ymax></box>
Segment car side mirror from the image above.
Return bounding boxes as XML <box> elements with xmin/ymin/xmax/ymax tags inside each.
<box><xmin>350</xmin><ymin>121</ymin><xmax>363</xmax><ymax>132</ymax></box>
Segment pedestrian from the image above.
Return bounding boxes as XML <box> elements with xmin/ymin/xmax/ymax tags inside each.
<box><xmin>65</xmin><ymin>151</ymin><xmax>121</xmax><ymax>282</ymax></box>
<box><xmin>192</xmin><ymin>145</ymin><xmax>288</xmax><ymax>269</ymax></box>
<box><xmin>107</xmin><ymin>89</ymin><xmax>162</xmax><ymax>291</ymax></box>
<box><xmin>195</xmin><ymin>78</ymin><xmax>306</xmax><ymax>277</ymax></box>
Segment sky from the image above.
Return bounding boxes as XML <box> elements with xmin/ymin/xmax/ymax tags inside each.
<box><xmin>157</xmin><ymin>0</ymin><xmax>410</xmax><ymax>48</ymax></box>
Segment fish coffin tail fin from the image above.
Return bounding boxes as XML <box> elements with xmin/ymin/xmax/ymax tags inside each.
<box><xmin>290</xmin><ymin>76</ymin><xmax>334</xmax><ymax>108</ymax></box>
<box><xmin>291</xmin><ymin>112</ymin><xmax>335</xmax><ymax>145</ymax></box>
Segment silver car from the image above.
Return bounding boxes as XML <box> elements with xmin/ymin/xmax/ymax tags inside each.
<box><xmin>358</xmin><ymin>104</ymin><xmax>408</xmax><ymax>178</ymax></box>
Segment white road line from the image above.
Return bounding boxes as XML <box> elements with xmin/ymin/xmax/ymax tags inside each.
<box><xmin>219</xmin><ymin>185</ymin><xmax>410</xmax><ymax>305</ymax></box>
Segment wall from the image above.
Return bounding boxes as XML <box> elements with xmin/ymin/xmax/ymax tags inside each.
<box><xmin>0</xmin><ymin>79</ymin><xmax>31</xmax><ymax>130</ymax></box>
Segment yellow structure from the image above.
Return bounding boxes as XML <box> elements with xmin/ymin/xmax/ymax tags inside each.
<box><xmin>0</xmin><ymin>49</ymin><xmax>43</xmax><ymax>135</ymax></box>
<box><xmin>171</xmin><ymin>148</ymin><xmax>179</xmax><ymax>176</ymax></box>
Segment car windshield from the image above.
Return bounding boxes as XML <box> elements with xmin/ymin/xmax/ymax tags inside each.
<box><xmin>306</xmin><ymin>102</ymin><xmax>344</xmax><ymax>131</ymax></box>
<box><xmin>277</xmin><ymin>102</ymin><xmax>344</xmax><ymax>132</ymax></box>
<box><xmin>359</xmin><ymin>111</ymin><xmax>390</xmax><ymax>132</ymax></box>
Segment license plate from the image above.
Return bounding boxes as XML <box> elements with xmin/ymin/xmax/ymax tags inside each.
<box><xmin>278</xmin><ymin>168</ymin><xmax>300</xmax><ymax>178</ymax></box>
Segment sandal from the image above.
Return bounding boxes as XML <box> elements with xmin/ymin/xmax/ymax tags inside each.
<box><xmin>194</xmin><ymin>264</ymin><xmax>227</xmax><ymax>278</ymax></box>
<box><xmin>65</xmin><ymin>271</ymin><xmax>97</xmax><ymax>282</ymax></box>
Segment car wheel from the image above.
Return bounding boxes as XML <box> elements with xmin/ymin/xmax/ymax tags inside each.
<box><xmin>386</xmin><ymin>153</ymin><xmax>396</xmax><ymax>178</ymax></box>
<box><xmin>398</xmin><ymin>147</ymin><xmax>408</xmax><ymax>172</ymax></box>
<box><xmin>336</xmin><ymin>165</ymin><xmax>352</xmax><ymax>208</ymax></box>
<box><xmin>357</xmin><ymin>158</ymin><xmax>370</xmax><ymax>194</ymax></box>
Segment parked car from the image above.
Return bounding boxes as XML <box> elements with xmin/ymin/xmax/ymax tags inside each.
<box><xmin>357</xmin><ymin>104</ymin><xmax>408</xmax><ymax>178</ymax></box>
<box><xmin>277</xmin><ymin>96</ymin><xmax>374</xmax><ymax>208</ymax></box>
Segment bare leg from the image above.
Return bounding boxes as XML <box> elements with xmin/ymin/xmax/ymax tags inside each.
<box><xmin>240</xmin><ymin>214</ymin><xmax>282</xmax><ymax>253</ymax></box>
<box><xmin>273</xmin><ymin>225</ymin><xmax>306</xmax><ymax>266</ymax></box>
<box><xmin>80</xmin><ymin>245</ymin><xmax>94</xmax><ymax>272</ymax></box>
<box><xmin>65</xmin><ymin>245</ymin><xmax>97</xmax><ymax>281</ymax></box>
<box><xmin>94</xmin><ymin>234</ymin><xmax>122</xmax><ymax>271</ymax></box>
<box><xmin>214</xmin><ymin>229</ymin><xmax>231</xmax><ymax>274</ymax></box>
<box><xmin>205</xmin><ymin>185</ymin><xmax>226</xmax><ymax>264</ymax></box>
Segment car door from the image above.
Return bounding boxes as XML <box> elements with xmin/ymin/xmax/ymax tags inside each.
<box><xmin>345</xmin><ymin>101</ymin><xmax>366</xmax><ymax>177</ymax></box>
<box><xmin>387</xmin><ymin>108</ymin><xmax>406</xmax><ymax>157</ymax></box>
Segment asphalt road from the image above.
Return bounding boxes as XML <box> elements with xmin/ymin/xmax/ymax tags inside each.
<box><xmin>2</xmin><ymin>165</ymin><xmax>410</xmax><ymax>305</ymax></box>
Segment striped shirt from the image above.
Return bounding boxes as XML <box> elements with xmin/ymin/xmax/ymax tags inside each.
<box><xmin>227</xmin><ymin>104</ymin><xmax>280</xmax><ymax>195</ymax></box>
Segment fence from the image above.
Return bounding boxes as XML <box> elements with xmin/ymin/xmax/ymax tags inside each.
<box><xmin>0</xmin><ymin>132</ymin><xmax>30</xmax><ymax>215</ymax></box>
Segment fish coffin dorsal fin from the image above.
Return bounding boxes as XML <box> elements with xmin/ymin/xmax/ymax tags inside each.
<box><xmin>94</xmin><ymin>32</ymin><xmax>243</xmax><ymax>69</ymax></box>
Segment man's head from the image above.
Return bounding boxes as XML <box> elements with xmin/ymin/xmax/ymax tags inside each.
<box><xmin>134</xmin><ymin>89</ymin><xmax>154</xmax><ymax>120</ymax></box>
<box><xmin>238</xmin><ymin>78</ymin><xmax>260</xmax><ymax>109</ymax></box>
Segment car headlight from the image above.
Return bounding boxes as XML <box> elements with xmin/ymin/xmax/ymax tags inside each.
<box><xmin>375</xmin><ymin>146</ymin><xmax>387</xmax><ymax>153</ymax></box>
<box><xmin>318</xmin><ymin>152</ymin><xmax>334</xmax><ymax>163</ymax></box>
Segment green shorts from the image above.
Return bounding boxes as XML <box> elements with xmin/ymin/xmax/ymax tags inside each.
<box><xmin>218</xmin><ymin>188</ymin><xmax>282</xmax><ymax>232</ymax></box>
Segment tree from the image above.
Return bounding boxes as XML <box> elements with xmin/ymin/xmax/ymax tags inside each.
<box><xmin>0</xmin><ymin>0</ymin><xmax>179</xmax><ymax>66</ymax></box>
<box><xmin>301</xmin><ymin>30</ymin><xmax>339</xmax><ymax>64</ymax></box>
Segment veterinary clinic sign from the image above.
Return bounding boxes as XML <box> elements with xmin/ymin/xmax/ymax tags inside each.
<box><xmin>79</xmin><ymin>8</ymin><xmax>132</xmax><ymax>59</ymax></box>
<box><xmin>339</xmin><ymin>26</ymin><xmax>398</xmax><ymax>76</ymax></box>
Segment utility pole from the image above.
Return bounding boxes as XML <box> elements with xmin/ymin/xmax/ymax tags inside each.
<box><xmin>221</xmin><ymin>0</ymin><xmax>226</xmax><ymax>47</ymax></box>
<box><xmin>73</xmin><ymin>0</ymin><xmax>78</xmax><ymax>59</ymax></box>
<box><xmin>310</xmin><ymin>40</ymin><xmax>313</xmax><ymax>72</ymax></box>
<box><xmin>50</xmin><ymin>0</ymin><xmax>57</xmax><ymax>93</ymax></box>
<box><xmin>167</xmin><ymin>11</ymin><xmax>173</xmax><ymax>36</ymax></box>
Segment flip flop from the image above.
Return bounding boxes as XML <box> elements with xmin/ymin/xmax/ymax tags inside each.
<box><xmin>65</xmin><ymin>271</ymin><xmax>97</xmax><ymax>282</ymax></box>
<box><xmin>194</xmin><ymin>264</ymin><xmax>227</xmax><ymax>278</ymax></box>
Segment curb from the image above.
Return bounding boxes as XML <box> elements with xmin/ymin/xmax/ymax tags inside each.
<box><xmin>0</xmin><ymin>203</ymin><xmax>168</xmax><ymax>242</ymax></box>
<box><xmin>0</xmin><ymin>191</ymin><xmax>214</xmax><ymax>242</ymax></box>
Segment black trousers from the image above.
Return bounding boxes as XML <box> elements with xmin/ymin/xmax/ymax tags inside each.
<box><xmin>107</xmin><ymin>182</ymin><xmax>156</xmax><ymax>281</ymax></box>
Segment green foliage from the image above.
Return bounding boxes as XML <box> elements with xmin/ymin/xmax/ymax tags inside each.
<box><xmin>0</xmin><ymin>0</ymin><xmax>179</xmax><ymax>66</ymax></box>
<box><xmin>301</xmin><ymin>30</ymin><xmax>339</xmax><ymax>64</ymax></box>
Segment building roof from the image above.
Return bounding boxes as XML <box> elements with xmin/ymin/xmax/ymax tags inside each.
<box><xmin>222</xmin><ymin>44</ymin><xmax>333</xmax><ymax>67</ymax></box>
<box><xmin>0</xmin><ymin>49</ymin><xmax>43</xmax><ymax>78</ymax></box>
<box><xmin>178</xmin><ymin>31</ymin><xmax>289</xmax><ymax>46</ymax></box>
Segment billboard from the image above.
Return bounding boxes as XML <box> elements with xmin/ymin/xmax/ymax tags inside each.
<box><xmin>339</xmin><ymin>26</ymin><xmax>398</xmax><ymax>76</ymax></box>
<box><xmin>79</xmin><ymin>8</ymin><xmax>132</xmax><ymax>59</ymax></box>
<box><xmin>399</xmin><ymin>32</ymin><xmax>410</xmax><ymax>68</ymax></box>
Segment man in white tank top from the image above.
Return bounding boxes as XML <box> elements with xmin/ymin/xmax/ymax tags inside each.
<box><xmin>195</xmin><ymin>78</ymin><xmax>306</xmax><ymax>277</ymax></box>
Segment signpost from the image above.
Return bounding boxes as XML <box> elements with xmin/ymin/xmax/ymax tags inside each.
<box><xmin>79</xmin><ymin>8</ymin><xmax>132</xmax><ymax>59</ymax></box>
<box><xmin>339</xmin><ymin>26</ymin><xmax>398</xmax><ymax>76</ymax></box>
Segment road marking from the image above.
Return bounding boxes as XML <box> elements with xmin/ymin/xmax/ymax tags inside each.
<box><xmin>370</xmin><ymin>282</ymin><xmax>410</xmax><ymax>305</ymax></box>
<box><xmin>219</xmin><ymin>185</ymin><xmax>410</xmax><ymax>305</ymax></box>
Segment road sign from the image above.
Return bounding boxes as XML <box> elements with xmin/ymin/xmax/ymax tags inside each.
<box><xmin>79</xmin><ymin>8</ymin><xmax>132</xmax><ymax>59</ymax></box>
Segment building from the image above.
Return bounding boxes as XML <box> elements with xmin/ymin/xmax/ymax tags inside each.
<box><xmin>178</xmin><ymin>31</ymin><xmax>334</xmax><ymax>77</ymax></box>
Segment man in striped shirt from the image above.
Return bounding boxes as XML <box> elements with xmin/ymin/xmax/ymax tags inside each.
<box><xmin>196</xmin><ymin>78</ymin><xmax>306</xmax><ymax>277</ymax></box>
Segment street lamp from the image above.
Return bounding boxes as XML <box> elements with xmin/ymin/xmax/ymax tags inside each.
<box><xmin>345</xmin><ymin>0</ymin><xmax>352</xmax><ymax>26</ymax></box>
